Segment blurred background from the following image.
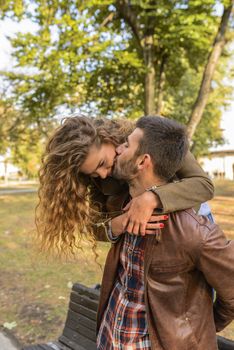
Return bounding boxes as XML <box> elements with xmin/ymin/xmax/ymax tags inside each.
<box><xmin>0</xmin><ymin>0</ymin><xmax>233</xmax><ymax>347</ymax></box>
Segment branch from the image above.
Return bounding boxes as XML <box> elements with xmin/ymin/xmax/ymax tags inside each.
<box><xmin>115</xmin><ymin>0</ymin><xmax>143</xmax><ymax>50</ymax></box>
<box><xmin>187</xmin><ymin>2</ymin><xmax>233</xmax><ymax>141</ymax></box>
<box><xmin>100</xmin><ymin>12</ymin><xmax>116</xmax><ymax>27</ymax></box>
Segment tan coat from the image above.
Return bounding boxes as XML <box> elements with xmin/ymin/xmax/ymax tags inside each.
<box><xmin>97</xmin><ymin>209</ymin><xmax>234</xmax><ymax>349</ymax></box>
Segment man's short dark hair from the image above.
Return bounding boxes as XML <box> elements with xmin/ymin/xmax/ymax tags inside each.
<box><xmin>136</xmin><ymin>115</ymin><xmax>189</xmax><ymax>181</ymax></box>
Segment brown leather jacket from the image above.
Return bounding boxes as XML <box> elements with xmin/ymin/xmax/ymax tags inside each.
<box><xmin>97</xmin><ymin>209</ymin><xmax>234</xmax><ymax>349</ymax></box>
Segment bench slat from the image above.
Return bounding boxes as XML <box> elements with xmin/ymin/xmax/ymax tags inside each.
<box><xmin>70</xmin><ymin>292</ymin><xmax>98</xmax><ymax>311</ymax></box>
<box><xmin>69</xmin><ymin>301</ymin><xmax>97</xmax><ymax>321</ymax></box>
<box><xmin>60</xmin><ymin>328</ymin><xmax>96</xmax><ymax>350</ymax></box>
<box><xmin>64</xmin><ymin>319</ymin><xmax>96</xmax><ymax>342</ymax></box>
<box><xmin>72</xmin><ymin>284</ymin><xmax>100</xmax><ymax>301</ymax></box>
<box><xmin>66</xmin><ymin>309</ymin><xmax>96</xmax><ymax>331</ymax></box>
<box><xmin>217</xmin><ymin>335</ymin><xmax>234</xmax><ymax>350</ymax></box>
<box><xmin>59</xmin><ymin>335</ymin><xmax>87</xmax><ymax>350</ymax></box>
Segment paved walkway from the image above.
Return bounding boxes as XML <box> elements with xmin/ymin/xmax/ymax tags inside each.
<box><xmin>0</xmin><ymin>331</ymin><xmax>20</xmax><ymax>350</ymax></box>
<box><xmin>0</xmin><ymin>188</ymin><xmax>37</xmax><ymax>195</ymax></box>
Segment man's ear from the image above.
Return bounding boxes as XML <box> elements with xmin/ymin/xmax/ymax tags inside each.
<box><xmin>138</xmin><ymin>154</ymin><xmax>151</xmax><ymax>170</ymax></box>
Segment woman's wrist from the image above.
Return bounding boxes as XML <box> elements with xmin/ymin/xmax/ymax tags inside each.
<box><xmin>142</xmin><ymin>190</ymin><xmax>162</xmax><ymax>209</ymax></box>
<box><xmin>111</xmin><ymin>215</ymin><xmax>125</xmax><ymax>237</ymax></box>
<box><xmin>107</xmin><ymin>220</ymin><xmax>121</xmax><ymax>242</ymax></box>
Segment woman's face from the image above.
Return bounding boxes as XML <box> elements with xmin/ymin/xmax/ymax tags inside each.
<box><xmin>80</xmin><ymin>142</ymin><xmax>117</xmax><ymax>179</ymax></box>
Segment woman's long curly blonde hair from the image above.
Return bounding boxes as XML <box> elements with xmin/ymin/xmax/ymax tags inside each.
<box><xmin>35</xmin><ymin>115</ymin><xmax>134</xmax><ymax>257</ymax></box>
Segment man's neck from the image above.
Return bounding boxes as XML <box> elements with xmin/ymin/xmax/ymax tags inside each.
<box><xmin>129</xmin><ymin>174</ymin><xmax>167</xmax><ymax>198</ymax></box>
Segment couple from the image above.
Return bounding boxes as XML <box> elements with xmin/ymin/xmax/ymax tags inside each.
<box><xmin>37</xmin><ymin>115</ymin><xmax>234</xmax><ymax>349</ymax></box>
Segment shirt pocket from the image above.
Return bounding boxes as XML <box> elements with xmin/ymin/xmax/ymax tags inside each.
<box><xmin>147</xmin><ymin>261</ymin><xmax>191</xmax><ymax>317</ymax></box>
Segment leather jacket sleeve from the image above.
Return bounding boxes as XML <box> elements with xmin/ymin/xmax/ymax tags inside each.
<box><xmin>153</xmin><ymin>151</ymin><xmax>214</xmax><ymax>213</ymax></box>
<box><xmin>197</xmin><ymin>223</ymin><xmax>234</xmax><ymax>331</ymax></box>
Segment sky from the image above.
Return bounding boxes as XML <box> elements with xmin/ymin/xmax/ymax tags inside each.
<box><xmin>0</xmin><ymin>17</ymin><xmax>234</xmax><ymax>150</ymax></box>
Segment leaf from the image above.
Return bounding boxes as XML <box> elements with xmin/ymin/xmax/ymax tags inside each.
<box><xmin>67</xmin><ymin>281</ymin><xmax>73</xmax><ymax>289</ymax></box>
<box><xmin>3</xmin><ymin>321</ymin><xmax>17</xmax><ymax>330</ymax></box>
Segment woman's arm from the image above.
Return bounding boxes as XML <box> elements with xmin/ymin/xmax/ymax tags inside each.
<box><xmin>154</xmin><ymin>151</ymin><xmax>214</xmax><ymax>213</ymax></box>
<box><xmin>122</xmin><ymin>151</ymin><xmax>214</xmax><ymax>235</ymax></box>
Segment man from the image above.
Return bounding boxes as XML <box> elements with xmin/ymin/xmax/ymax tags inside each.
<box><xmin>97</xmin><ymin>116</ymin><xmax>234</xmax><ymax>349</ymax></box>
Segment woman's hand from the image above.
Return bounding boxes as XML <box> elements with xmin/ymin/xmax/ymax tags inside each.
<box><xmin>122</xmin><ymin>191</ymin><xmax>165</xmax><ymax>235</ymax></box>
<box><xmin>111</xmin><ymin>214</ymin><xmax>128</xmax><ymax>237</ymax></box>
<box><xmin>111</xmin><ymin>209</ymin><xmax>168</xmax><ymax>238</ymax></box>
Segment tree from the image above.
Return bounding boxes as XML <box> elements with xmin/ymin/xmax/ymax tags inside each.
<box><xmin>0</xmin><ymin>82</ymin><xmax>57</xmax><ymax>176</ymax></box>
<box><xmin>0</xmin><ymin>0</ymin><xmax>233</xmax><ymax>156</ymax></box>
<box><xmin>187</xmin><ymin>1</ymin><xmax>234</xmax><ymax>140</ymax></box>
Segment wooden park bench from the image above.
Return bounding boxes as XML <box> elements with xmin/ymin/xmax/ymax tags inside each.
<box><xmin>22</xmin><ymin>283</ymin><xmax>234</xmax><ymax>350</ymax></box>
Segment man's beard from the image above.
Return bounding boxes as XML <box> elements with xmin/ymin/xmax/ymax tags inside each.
<box><xmin>112</xmin><ymin>156</ymin><xmax>139</xmax><ymax>182</ymax></box>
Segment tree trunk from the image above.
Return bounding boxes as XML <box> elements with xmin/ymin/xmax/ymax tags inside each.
<box><xmin>156</xmin><ymin>55</ymin><xmax>167</xmax><ymax>115</ymax></box>
<box><xmin>187</xmin><ymin>3</ymin><xmax>233</xmax><ymax>141</ymax></box>
<box><xmin>4</xmin><ymin>159</ymin><xmax>8</xmax><ymax>185</ymax></box>
<box><xmin>144</xmin><ymin>33</ymin><xmax>156</xmax><ymax>115</ymax></box>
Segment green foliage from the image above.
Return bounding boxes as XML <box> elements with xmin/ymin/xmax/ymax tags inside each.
<box><xmin>0</xmin><ymin>83</ymin><xmax>57</xmax><ymax>177</ymax></box>
<box><xmin>10</xmin><ymin>129</ymin><xmax>44</xmax><ymax>178</ymax></box>
<box><xmin>0</xmin><ymin>0</ymin><xmax>24</xmax><ymax>18</ymax></box>
<box><xmin>0</xmin><ymin>0</ymin><xmax>233</xmax><ymax>160</ymax></box>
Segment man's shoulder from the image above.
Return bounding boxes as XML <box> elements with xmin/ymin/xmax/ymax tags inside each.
<box><xmin>173</xmin><ymin>208</ymin><xmax>214</xmax><ymax>226</ymax></box>
<box><xmin>169</xmin><ymin>208</ymin><xmax>217</xmax><ymax>241</ymax></box>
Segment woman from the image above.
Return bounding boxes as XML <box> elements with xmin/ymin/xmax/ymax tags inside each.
<box><xmin>36</xmin><ymin>115</ymin><xmax>214</xmax><ymax>256</ymax></box>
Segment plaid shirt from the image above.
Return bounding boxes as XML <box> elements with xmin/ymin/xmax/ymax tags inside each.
<box><xmin>97</xmin><ymin>232</ymin><xmax>151</xmax><ymax>349</ymax></box>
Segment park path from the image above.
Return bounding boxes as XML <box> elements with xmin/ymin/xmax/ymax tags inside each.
<box><xmin>0</xmin><ymin>331</ymin><xmax>20</xmax><ymax>350</ymax></box>
<box><xmin>0</xmin><ymin>188</ymin><xmax>37</xmax><ymax>195</ymax></box>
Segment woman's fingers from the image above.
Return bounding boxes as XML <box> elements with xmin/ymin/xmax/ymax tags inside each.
<box><xmin>132</xmin><ymin>222</ymin><xmax>140</xmax><ymax>235</ymax></box>
<box><xmin>148</xmin><ymin>215</ymin><xmax>168</xmax><ymax>222</ymax></box>
<box><xmin>145</xmin><ymin>229</ymin><xmax>160</xmax><ymax>235</ymax></box>
<box><xmin>139</xmin><ymin>223</ymin><xmax>147</xmax><ymax>236</ymax></box>
<box><xmin>124</xmin><ymin>214</ymin><xmax>168</xmax><ymax>235</ymax></box>
<box><xmin>146</xmin><ymin>222</ymin><xmax>164</xmax><ymax>230</ymax></box>
<box><xmin>126</xmin><ymin>221</ymin><xmax>134</xmax><ymax>234</ymax></box>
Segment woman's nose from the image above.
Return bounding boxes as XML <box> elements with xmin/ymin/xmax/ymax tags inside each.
<box><xmin>97</xmin><ymin>168</ymin><xmax>108</xmax><ymax>179</ymax></box>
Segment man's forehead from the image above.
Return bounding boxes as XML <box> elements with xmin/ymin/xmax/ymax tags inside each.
<box><xmin>129</xmin><ymin>128</ymin><xmax>143</xmax><ymax>142</ymax></box>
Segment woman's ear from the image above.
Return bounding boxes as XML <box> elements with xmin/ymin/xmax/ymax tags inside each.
<box><xmin>138</xmin><ymin>154</ymin><xmax>151</xmax><ymax>170</ymax></box>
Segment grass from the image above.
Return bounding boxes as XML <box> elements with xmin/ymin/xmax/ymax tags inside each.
<box><xmin>0</xmin><ymin>180</ymin><xmax>233</xmax><ymax>345</ymax></box>
<box><xmin>0</xmin><ymin>192</ymin><xmax>109</xmax><ymax>345</ymax></box>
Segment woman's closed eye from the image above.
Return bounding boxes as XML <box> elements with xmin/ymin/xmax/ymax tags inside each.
<box><xmin>98</xmin><ymin>160</ymin><xmax>105</xmax><ymax>168</ymax></box>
